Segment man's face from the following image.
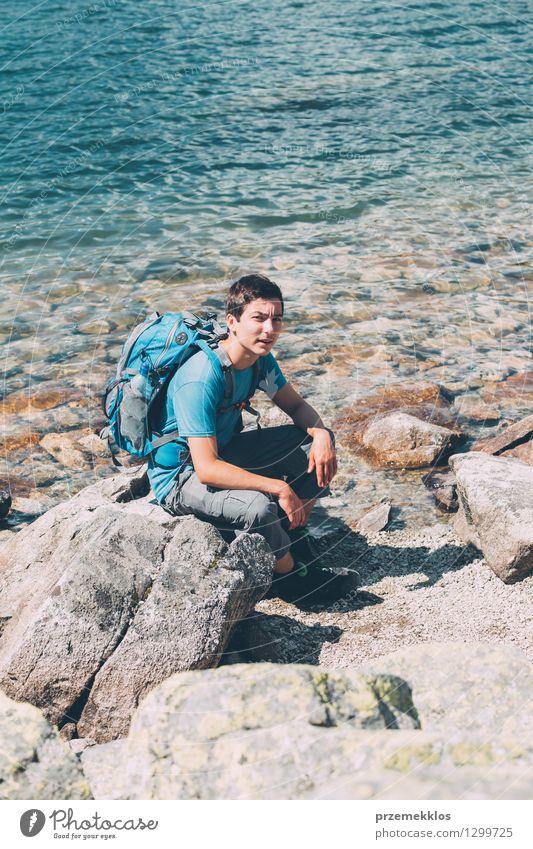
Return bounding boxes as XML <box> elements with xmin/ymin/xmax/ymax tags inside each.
<box><xmin>228</xmin><ymin>298</ymin><xmax>284</xmax><ymax>356</ymax></box>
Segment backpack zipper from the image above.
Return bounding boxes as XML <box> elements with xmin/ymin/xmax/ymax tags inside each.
<box><xmin>153</xmin><ymin>319</ymin><xmax>181</xmax><ymax>373</ymax></box>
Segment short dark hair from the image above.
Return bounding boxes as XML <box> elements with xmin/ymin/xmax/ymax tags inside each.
<box><xmin>226</xmin><ymin>274</ymin><xmax>284</xmax><ymax>320</ymax></box>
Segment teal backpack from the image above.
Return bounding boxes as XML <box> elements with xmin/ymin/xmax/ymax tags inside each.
<box><xmin>100</xmin><ymin>310</ymin><xmax>261</xmax><ymax>465</ymax></box>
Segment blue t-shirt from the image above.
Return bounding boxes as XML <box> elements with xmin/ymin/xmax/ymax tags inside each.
<box><xmin>147</xmin><ymin>348</ymin><xmax>287</xmax><ymax>503</ymax></box>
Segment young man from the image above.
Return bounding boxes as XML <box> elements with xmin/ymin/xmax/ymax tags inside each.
<box><xmin>148</xmin><ymin>274</ymin><xmax>355</xmax><ymax>602</ymax></box>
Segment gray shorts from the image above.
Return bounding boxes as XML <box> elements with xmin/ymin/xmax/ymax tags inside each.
<box><xmin>163</xmin><ymin>425</ymin><xmax>335</xmax><ymax>560</ymax></box>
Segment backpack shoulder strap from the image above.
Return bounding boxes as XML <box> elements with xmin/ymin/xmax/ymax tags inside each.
<box><xmin>195</xmin><ymin>338</ymin><xmax>235</xmax><ymax>403</ymax></box>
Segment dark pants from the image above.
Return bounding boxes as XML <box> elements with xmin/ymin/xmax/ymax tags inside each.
<box><xmin>163</xmin><ymin>425</ymin><xmax>334</xmax><ymax>559</ymax></box>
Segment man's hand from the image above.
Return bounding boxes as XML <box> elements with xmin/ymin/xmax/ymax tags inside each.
<box><xmin>277</xmin><ymin>483</ymin><xmax>306</xmax><ymax>529</ymax></box>
<box><xmin>307</xmin><ymin>428</ymin><xmax>337</xmax><ymax>488</ymax></box>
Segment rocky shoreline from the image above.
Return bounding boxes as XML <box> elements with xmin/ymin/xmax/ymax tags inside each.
<box><xmin>1</xmin><ymin>412</ymin><xmax>532</xmax><ymax>799</ymax></box>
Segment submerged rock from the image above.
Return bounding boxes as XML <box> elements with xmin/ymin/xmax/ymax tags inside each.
<box><xmin>422</xmin><ymin>469</ymin><xmax>458</xmax><ymax>512</ymax></box>
<box><xmin>356</xmin><ymin>412</ymin><xmax>464</xmax><ymax>469</ymax></box>
<box><xmin>333</xmin><ymin>380</ymin><xmax>465</xmax><ymax>468</ymax></box>
<box><xmin>451</xmin><ymin>452</ymin><xmax>533</xmax><ymax>583</ymax></box>
<box><xmin>452</xmin><ymin>393</ymin><xmax>500</xmax><ymax>423</ymax></box>
<box><xmin>2</xmin><ymin>385</ymin><xmax>79</xmax><ymax>415</ymax></box>
<box><xmin>39</xmin><ymin>428</ymin><xmax>111</xmax><ymax>470</ymax></box>
<box><xmin>480</xmin><ymin>371</ymin><xmax>533</xmax><ymax>412</ymax></box>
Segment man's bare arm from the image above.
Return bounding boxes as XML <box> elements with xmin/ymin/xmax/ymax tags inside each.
<box><xmin>272</xmin><ymin>382</ymin><xmax>337</xmax><ymax>486</ymax></box>
<box><xmin>272</xmin><ymin>382</ymin><xmax>326</xmax><ymax>436</ymax></box>
<box><xmin>187</xmin><ymin>436</ymin><xmax>306</xmax><ymax>527</ymax></box>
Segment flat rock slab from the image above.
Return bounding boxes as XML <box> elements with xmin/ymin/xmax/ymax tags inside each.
<box><xmin>355</xmin><ymin>500</ymin><xmax>391</xmax><ymax>534</ymax></box>
<box><xmin>0</xmin><ymin>689</ymin><xmax>90</xmax><ymax>800</ymax></box>
<box><xmin>471</xmin><ymin>414</ymin><xmax>533</xmax><ymax>456</ymax></box>
<box><xmin>78</xmin><ymin>662</ymin><xmax>532</xmax><ymax>801</ymax></box>
<box><xmin>0</xmin><ymin>468</ymin><xmax>274</xmax><ymax>743</ymax></box>
<box><xmin>365</xmin><ymin>643</ymin><xmax>533</xmax><ymax>736</ymax></box>
<box><xmin>450</xmin><ymin>452</ymin><xmax>533</xmax><ymax>582</ymax></box>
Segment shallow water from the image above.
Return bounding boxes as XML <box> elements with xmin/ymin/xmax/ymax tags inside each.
<box><xmin>1</xmin><ymin>1</ymin><xmax>531</xmax><ymax>531</ymax></box>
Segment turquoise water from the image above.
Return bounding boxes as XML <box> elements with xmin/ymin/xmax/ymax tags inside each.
<box><xmin>1</xmin><ymin>0</ymin><xmax>532</xmax><ymax>526</ymax></box>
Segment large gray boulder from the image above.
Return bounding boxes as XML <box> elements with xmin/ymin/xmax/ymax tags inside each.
<box><xmin>81</xmin><ymin>662</ymin><xmax>419</xmax><ymax>799</ymax></box>
<box><xmin>77</xmin><ymin>521</ymin><xmax>273</xmax><ymax>741</ymax></box>
<box><xmin>0</xmin><ymin>467</ymin><xmax>273</xmax><ymax>743</ymax></box>
<box><xmin>79</xmin><ymin>660</ymin><xmax>533</xmax><ymax>801</ymax></box>
<box><xmin>0</xmin><ymin>689</ymin><xmax>90</xmax><ymax>799</ymax></box>
<box><xmin>450</xmin><ymin>452</ymin><xmax>533</xmax><ymax>582</ymax></box>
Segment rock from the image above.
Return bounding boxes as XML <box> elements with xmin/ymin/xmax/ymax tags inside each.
<box><xmin>10</xmin><ymin>496</ymin><xmax>55</xmax><ymax>517</ymax></box>
<box><xmin>39</xmin><ymin>428</ymin><xmax>111</xmax><ymax>470</ymax></box>
<box><xmin>82</xmin><ymin>662</ymin><xmax>419</xmax><ymax>799</ymax></box>
<box><xmin>450</xmin><ymin>452</ymin><xmax>533</xmax><ymax>582</ymax></box>
<box><xmin>472</xmin><ymin>413</ymin><xmax>533</xmax><ymax>461</ymax></box>
<box><xmin>501</xmin><ymin>441</ymin><xmax>533</xmax><ymax>464</ymax></box>
<box><xmin>77</xmin><ymin>520</ymin><xmax>273</xmax><ymax>741</ymax></box>
<box><xmin>452</xmin><ymin>393</ymin><xmax>500</xmax><ymax>423</ymax></box>
<box><xmin>79</xmin><ymin>662</ymin><xmax>533</xmax><ymax>800</ymax></box>
<box><xmin>453</xmin><ymin>502</ymin><xmax>481</xmax><ymax>550</ymax></box>
<box><xmin>2</xmin><ymin>386</ymin><xmax>78</xmax><ymax>415</ymax></box>
<box><xmin>3</xmin><ymin>432</ymin><xmax>41</xmax><ymax>452</ymax></box>
<box><xmin>333</xmin><ymin>380</ymin><xmax>459</xmax><ymax>444</ymax></box>
<box><xmin>333</xmin><ymin>380</ymin><xmax>466</xmax><ymax>467</ymax></box>
<box><xmin>77</xmin><ymin>319</ymin><xmax>113</xmax><ymax>335</ymax></box>
<box><xmin>0</xmin><ymin>489</ymin><xmax>11</xmax><ymax>520</ymax></box>
<box><xmin>422</xmin><ymin>470</ymin><xmax>458</xmax><ymax>511</ymax></box>
<box><xmin>355</xmin><ymin>499</ymin><xmax>391</xmax><ymax>533</ymax></box>
<box><xmin>0</xmin><ymin>468</ymin><xmax>273</xmax><ymax>743</ymax></box>
<box><xmin>366</xmin><ymin>643</ymin><xmax>533</xmax><ymax>736</ymax></box>
<box><xmin>59</xmin><ymin>722</ymin><xmax>77</xmax><ymax>742</ymax></box>
<box><xmin>68</xmin><ymin>737</ymin><xmax>97</xmax><ymax>756</ymax></box>
<box><xmin>39</xmin><ymin>433</ymin><xmax>88</xmax><ymax>468</ymax></box>
<box><xmin>0</xmin><ymin>509</ymin><xmax>163</xmax><ymax>727</ymax></box>
<box><xmin>481</xmin><ymin>371</ymin><xmax>533</xmax><ymax>411</ymax></box>
<box><xmin>81</xmin><ymin>740</ymin><xmax>125</xmax><ymax>798</ymax></box>
<box><xmin>356</xmin><ymin>412</ymin><xmax>464</xmax><ymax>469</ymax></box>
<box><xmin>78</xmin><ymin>431</ymin><xmax>111</xmax><ymax>457</ymax></box>
<box><xmin>0</xmin><ymin>689</ymin><xmax>90</xmax><ymax>799</ymax></box>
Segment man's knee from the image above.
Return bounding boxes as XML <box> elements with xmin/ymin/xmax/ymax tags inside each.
<box><xmin>244</xmin><ymin>493</ymin><xmax>279</xmax><ymax>530</ymax></box>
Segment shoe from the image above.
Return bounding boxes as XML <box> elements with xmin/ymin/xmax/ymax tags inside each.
<box><xmin>269</xmin><ymin>528</ymin><xmax>360</xmax><ymax>604</ymax></box>
<box><xmin>287</xmin><ymin>527</ymin><xmax>321</xmax><ymax>567</ymax></box>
